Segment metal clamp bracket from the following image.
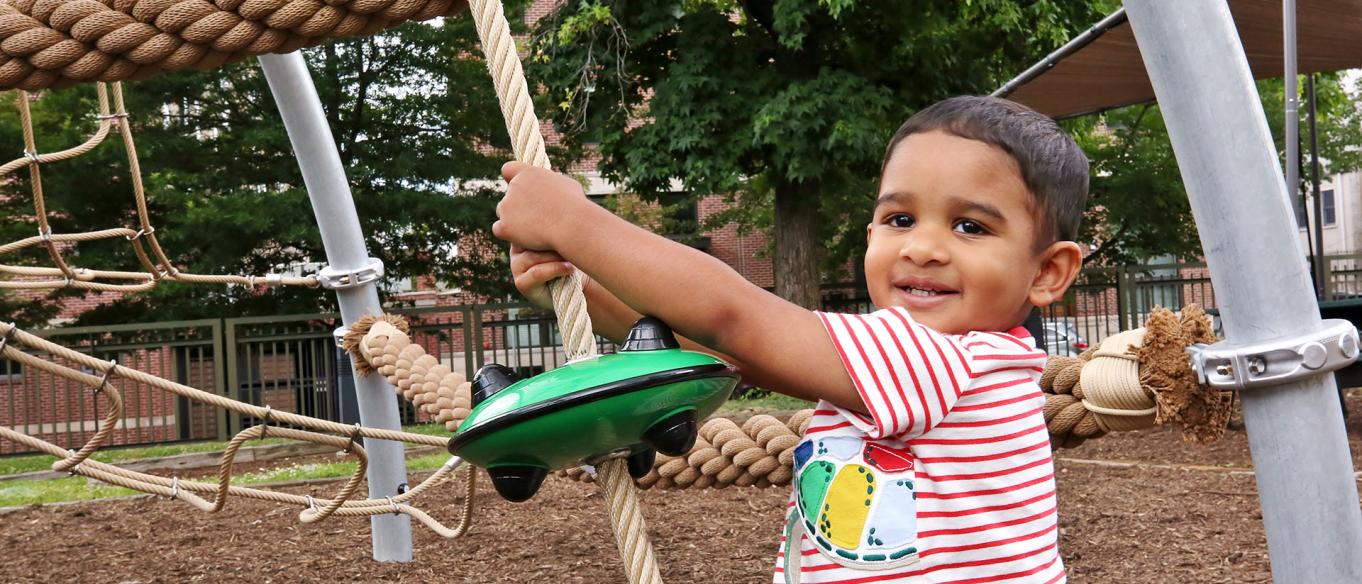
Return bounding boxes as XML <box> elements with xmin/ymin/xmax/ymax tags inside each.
<box><xmin>1187</xmin><ymin>319</ymin><xmax>1360</xmax><ymax>390</ymax></box>
<box><xmin>317</xmin><ymin>258</ymin><xmax>384</xmax><ymax>290</ymax></box>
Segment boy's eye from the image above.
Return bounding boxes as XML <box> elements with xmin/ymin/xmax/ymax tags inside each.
<box><xmin>953</xmin><ymin>220</ymin><xmax>987</xmax><ymax>235</ymax></box>
<box><xmin>886</xmin><ymin>214</ymin><xmax>914</xmax><ymax>228</ymax></box>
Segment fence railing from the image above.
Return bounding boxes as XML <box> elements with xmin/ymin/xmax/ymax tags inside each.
<box><xmin>4</xmin><ymin>254</ymin><xmax>1361</xmax><ymax>454</ymax></box>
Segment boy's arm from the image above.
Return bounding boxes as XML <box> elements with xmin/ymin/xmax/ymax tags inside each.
<box><xmin>494</xmin><ymin>163</ymin><xmax>866</xmax><ymax>413</ymax></box>
<box><xmin>511</xmin><ymin>245</ymin><xmax>742</xmax><ymax>361</ymax></box>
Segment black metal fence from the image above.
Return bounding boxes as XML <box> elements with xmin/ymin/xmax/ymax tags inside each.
<box><xmin>5</xmin><ymin>255</ymin><xmax>1360</xmax><ymax>453</ymax></box>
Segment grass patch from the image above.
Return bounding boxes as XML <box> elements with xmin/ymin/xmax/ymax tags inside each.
<box><xmin>0</xmin><ymin>451</ymin><xmax>456</xmax><ymax>508</ymax></box>
<box><xmin>719</xmin><ymin>392</ymin><xmax>813</xmax><ymax>413</ymax></box>
<box><xmin>0</xmin><ymin>439</ymin><xmax>290</xmax><ymax>477</ymax></box>
<box><xmin>0</xmin><ymin>476</ymin><xmax>138</xmax><ymax>506</ymax></box>
<box><xmin>0</xmin><ymin>423</ymin><xmax>453</xmax><ymax>478</ymax></box>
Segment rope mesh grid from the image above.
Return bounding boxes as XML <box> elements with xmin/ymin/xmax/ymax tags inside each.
<box><xmin>0</xmin><ymin>320</ymin><xmax>477</xmax><ymax>538</ymax></box>
<box><xmin>0</xmin><ymin>81</ymin><xmax>320</xmax><ymax>291</ymax></box>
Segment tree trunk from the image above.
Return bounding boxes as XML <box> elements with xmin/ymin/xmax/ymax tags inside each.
<box><xmin>774</xmin><ymin>180</ymin><xmax>823</xmax><ymax>309</ymax></box>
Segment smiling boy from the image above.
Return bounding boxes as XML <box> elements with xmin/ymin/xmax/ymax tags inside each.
<box><xmin>494</xmin><ymin>96</ymin><xmax>1088</xmax><ymax>583</ymax></box>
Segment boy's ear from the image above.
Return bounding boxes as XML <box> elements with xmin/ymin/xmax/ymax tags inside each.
<box><xmin>1028</xmin><ymin>241</ymin><xmax>1084</xmax><ymax>308</ymax></box>
<box><xmin>865</xmin><ymin>223</ymin><xmax>874</xmax><ymax>243</ymax></box>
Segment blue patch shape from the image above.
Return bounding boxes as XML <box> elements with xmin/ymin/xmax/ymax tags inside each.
<box><xmin>819</xmin><ymin>436</ymin><xmax>862</xmax><ymax>461</ymax></box>
<box><xmin>865</xmin><ymin>479</ymin><xmax>917</xmax><ymax>549</ymax></box>
<box><xmin>793</xmin><ymin>440</ymin><xmax>813</xmax><ymax>471</ymax></box>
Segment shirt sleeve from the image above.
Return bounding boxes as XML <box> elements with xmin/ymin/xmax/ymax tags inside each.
<box><xmin>816</xmin><ymin>307</ymin><xmax>1042</xmax><ymax>441</ymax></box>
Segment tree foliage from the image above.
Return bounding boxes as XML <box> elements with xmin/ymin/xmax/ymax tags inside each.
<box><xmin>0</xmin><ymin>14</ymin><xmax>525</xmax><ymax>327</ymax></box>
<box><xmin>1074</xmin><ymin>73</ymin><xmax>1362</xmax><ymax>266</ymax></box>
<box><xmin>529</xmin><ymin>1</ymin><xmax>1106</xmax><ymax>306</ymax></box>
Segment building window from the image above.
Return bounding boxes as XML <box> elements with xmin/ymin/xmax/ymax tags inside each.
<box><xmin>1323</xmin><ymin>188</ymin><xmax>1336</xmax><ymax>226</ymax></box>
<box><xmin>0</xmin><ymin>357</ymin><xmax>21</xmax><ymax>382</ymax></box>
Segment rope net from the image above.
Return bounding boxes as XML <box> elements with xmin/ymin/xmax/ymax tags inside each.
<box><xmin>0</xmin><ymin>81</ymin><xmax>320</xmax><ymax>291</ymax></box>
<box><xmin>0</xmin><ymin>320</ymin><xmax>478</xmax><ymax>538</ymax></box>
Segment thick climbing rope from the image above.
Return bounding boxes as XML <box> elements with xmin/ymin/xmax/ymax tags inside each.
<box><xmin>450</xmin><ymin>2</ymin><xmax>664</xmax><ymax>581</ymax></box>
<box><xmin>0</xmin><ymin>320</ymin><xmax>477</xmax><ymax>538</ymax></box>
<box><xmin>1040</xmin><ymin>304</ymin><xmax>1229</xmax><ymax>448</ymax></box>
<box><xmin>0</xmin><ymin>0</ymin><xmax>468</xmax><ymax>91</ymax></box>
<box><xmin>346</xmin><ymin>307</ymin><xmax>1229</xmax><ymax>494</ymax></box>
<box><xmin>0</xmin><ymin>81</ymin><xmax>319</xmax><ymax>291</ymax></box>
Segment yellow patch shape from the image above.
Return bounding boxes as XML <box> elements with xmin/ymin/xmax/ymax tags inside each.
<box><xmin>816</xmin><ymin>464</ymin><xmax>875</xmax><ymax>550</ymax></box>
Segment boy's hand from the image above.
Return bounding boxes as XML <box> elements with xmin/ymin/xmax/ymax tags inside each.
<box><xmin>493</xmin><ymin>161</ymin><xmax>597</xmax><ymax>251</ymax></box>
<box><xmin>509</xmin><ymin>243</ymin><xmax>585</xmax><ymax>310</ymax></box>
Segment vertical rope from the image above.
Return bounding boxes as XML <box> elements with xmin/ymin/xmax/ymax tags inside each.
<box><xmin>465</xmin><ymin>2</ymin><xmax>662</xmax><ymax>583</ymax></box>
<box><xmin>466</xmin><ymin>0</ymin><xmax>597</xmax><ymax>362</ymax></box>
<box><xmin>597</xmin><ymin>458</ymin><xmax>664</xmax><ymax>583</ymax></box>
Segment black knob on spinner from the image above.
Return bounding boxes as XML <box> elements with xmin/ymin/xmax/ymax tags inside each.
<box><xmin>621</xmin><ymin>317</ymin><xmax>681</xmax><ymax>352</ymax></box>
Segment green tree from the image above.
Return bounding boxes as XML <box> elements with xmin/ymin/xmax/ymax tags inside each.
<box><xmin>529</xmin><ymin>1</ymin><xmax>1106</xmax><ymax>308</ymax></box>
<box><xmin>1074</xmin><ymin>73</ymin><xmax>1362</xmax><ymax>266</ymax></box>
<box><xmin>0</xmin><ymin>13</ymin><xmax>525</xmax><ymax>327</ymax></box>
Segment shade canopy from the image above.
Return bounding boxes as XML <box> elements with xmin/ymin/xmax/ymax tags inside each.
<box><xmin>995</xmin><ymin>0</ymin><xmax>1362</xmax><ymax>119</ymax></box>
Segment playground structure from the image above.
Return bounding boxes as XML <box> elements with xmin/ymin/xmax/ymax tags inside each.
<box><xmin>0</xmin><ymin>1</ymin><xmax>1360</xmax><ymax>583</ymax></box>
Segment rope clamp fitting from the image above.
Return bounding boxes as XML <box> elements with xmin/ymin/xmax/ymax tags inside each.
<box><xmin>342</xmin><ymin>423</ymin><xmax>362</xmax><ymax>454</ymax></box>
<box><xmin>332</xmin><ymin>326</ymin><xmax>349</xmax><ymax>348</ymax></box>
<box><xmin>0</xmin><ymin>323</ymin><xmax>17</xmax><ymax>355</ymax></box>
<box><xmin>37</xmin><ymin>226</ymin><xmax>51</xmax><ymax>241</ymax></box>
<box><xmin>317</xmin><ymin>258</ymin><xmax>384</xmax><ymax>290</ymax></box>
<box><xmin>259</xmin><ymin>405</ymin><xmax>273</xmax><ymax>440</ymax></box>
<box><xmin>1187</xmin><ymin>319</ymin><xmax>1361</xmax><ymax>391</ymax></box>
<box><xmin>95</xmin><ymin>359</ymin><xmax>118</xmax><ymax>394</ymax></box>
<box><xmin>22</xmin><ymin>150</ymin><xmax>39</xmax><ymax>164</ymax></box>
<box><xmin>125</xmin><ymin>226</ymin><xmax>154</xmax><ymax>241</ymax></box>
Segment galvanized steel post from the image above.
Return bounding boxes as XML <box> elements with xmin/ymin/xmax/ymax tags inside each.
<box><xmin>258</xmin><ymin>51</ymin><xmax>414</xmax><ymax>562</ymax></box>
<box><xmin>1124</xmin><ymin>1</ymin><xmax>1362</xmax><ymax>581</ymax></box>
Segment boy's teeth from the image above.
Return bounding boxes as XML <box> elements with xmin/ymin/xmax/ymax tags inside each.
<box><xmin>907</xmin><ymin>287</ymin><xmax>940</xmax><ymax>297</ymax></box>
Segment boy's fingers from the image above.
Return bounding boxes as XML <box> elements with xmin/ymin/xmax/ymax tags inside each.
<box><xmin>502</xmin><ymin>161</ymin><xmax>529</xmax><ymax>182</ymax></box>
<box><xmin>510</xmin><ymin>248</ymin><xmax>567</xmax><ymax>271</ymax></box>
<box><xmin>516</xmin><ymin>262</ymin><xmax>575</xmax><ymax>288</ymax></box>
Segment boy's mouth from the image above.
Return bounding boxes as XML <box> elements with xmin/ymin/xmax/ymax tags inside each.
<box><xmin>894</xmin><ymin>277</ymin><xmax>957</xmax><ymax>294</ymax></box>
<box><xmin>902</xmin><ymin>286</ymin><xmax>951</xmax><ymax>297</ymax></box>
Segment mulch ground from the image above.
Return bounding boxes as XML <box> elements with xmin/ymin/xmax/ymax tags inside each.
<box><xmin>3</xmin><ymin>393</ymin><xmax>1362</xmax><ymax>583</ymax></box>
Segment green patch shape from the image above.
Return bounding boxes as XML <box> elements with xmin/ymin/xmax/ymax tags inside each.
<box><xmin>890</xmin><ymin>547</ymin><xmax>918</xmax><ymax>560</ymax></box>
<box><xmin>836</xmin><ymin>549</ymin><xmax>858</xmax><ymax>560</ymax></box>
<box><xmin>863</xmin><ymin>554</ymin><xmax>887</xmax><ymax>561</ymax></box>
<box><xmin>798</xmin><ymin>460</ymin><xmax>836</xmax><ymax>517</ymax></box>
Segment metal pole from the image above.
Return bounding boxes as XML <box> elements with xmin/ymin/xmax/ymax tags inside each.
<box><xmin>1308</xmin><ymin>74</ymin><xmax>1326</xmax><ymax>296</ymax></box>
<box><xmin>1282</xmin><ymin>0</ymin><xmax>1320</xmax><ymax>286</ymax></box>
<box><xmin>1123</xmin><ymin>2</ymin><xmax>1362</xmax><ymax>583</ymax></box>
<box><xmin>258</xmin><ymin>52</ymin><xmax>414</xmax><ymax>562</ymax></box>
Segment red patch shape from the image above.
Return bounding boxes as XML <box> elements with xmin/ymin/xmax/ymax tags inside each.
<box><xmin>863</xmin><ymin>442</ymin><xmax>915</xmax><ymax>473</ymax></box>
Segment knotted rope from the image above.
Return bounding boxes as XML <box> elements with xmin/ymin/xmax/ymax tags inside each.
<box><xmin>0</xmin><ymin>0</ymin><xmax>469</xmax><ymax>91</ymax></box>
<box><xmin>1040</xmin><ymin>305</ymin><xmax>1229</xmax><ymax>448</ymax></box>
<box><xmin>0</xmin><ymin>320</ymin><xmax>478</xmax><ymax>538</ymax></box>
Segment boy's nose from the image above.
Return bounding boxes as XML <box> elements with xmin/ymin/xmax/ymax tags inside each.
<box><xmin>899</xmin><ymin>230</ymin><xmax>950</xmax><ymax>266</ymax></box>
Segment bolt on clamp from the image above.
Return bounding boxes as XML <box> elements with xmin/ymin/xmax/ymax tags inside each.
<box><xmin>317</xmin><ymin>258</ymin><xmax>384</xmax><ymax>290</ymax></box>
<box><xmin>1187</xmin><ymin>319</ymin><xmax>1361</xmax><ymax>391</ymax></box>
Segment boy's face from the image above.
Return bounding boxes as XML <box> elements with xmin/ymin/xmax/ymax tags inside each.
<box><xmin>866</xmin><ymin>130</ymin><xmax>1053</xmax><ymax>334</ymax></box>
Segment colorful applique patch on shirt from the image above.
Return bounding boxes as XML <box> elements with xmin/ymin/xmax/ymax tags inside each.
<box><xmin>790</xmin><ymin>435</ymin><xmax>919</xmax><ymax>570</ymax></box>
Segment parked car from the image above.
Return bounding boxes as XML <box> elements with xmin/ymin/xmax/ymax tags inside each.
<box><xmin>1042</xmin><ymin>321</ymin><xmax>1089</xmax><ymax>356</ymax></box>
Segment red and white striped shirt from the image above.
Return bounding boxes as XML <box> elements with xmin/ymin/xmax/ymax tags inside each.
<box><xmin>774</xmin><ymin>307</ymin><xmax>1063</xmax><ymax>584</ymax></box>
